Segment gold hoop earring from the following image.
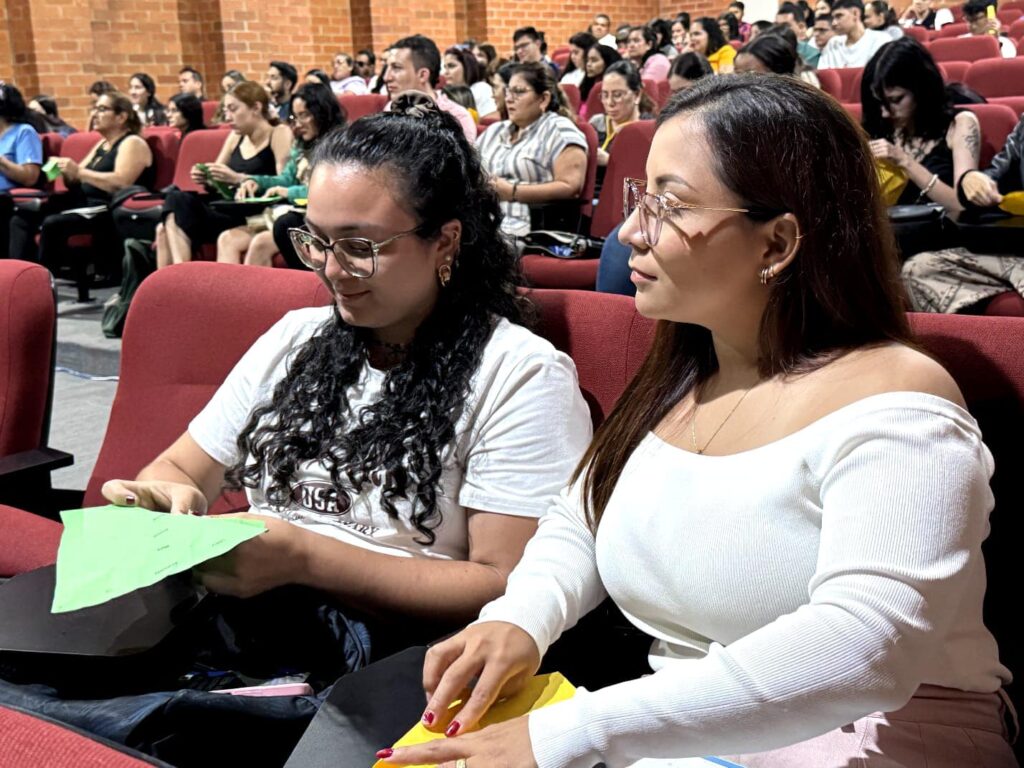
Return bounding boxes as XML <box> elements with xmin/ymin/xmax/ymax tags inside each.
<box><xmin>438</xmin><ymin>263</ymin><xmax>452</xmax><ymax>287</ymax></box>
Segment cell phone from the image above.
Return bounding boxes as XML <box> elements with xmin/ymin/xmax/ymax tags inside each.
<box><xmin>986</xmin><ymin>4</ymin><xmax>997</xmax><ymax>34</ymax></box>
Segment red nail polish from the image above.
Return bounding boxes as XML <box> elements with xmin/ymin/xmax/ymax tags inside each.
<box><xmin>446</xmin><ymin>720</ymin><xmax>461</xmax><ymax>737</ymax></box>
<box><xmin>422</xmin><ymin>710</ymin><xmax>435</xmax><ymax>725</ymax></box>
<box><xmin>375</xmin><ymin>748</ymin><xmax>393</xmax><ymax>759</ymax></box>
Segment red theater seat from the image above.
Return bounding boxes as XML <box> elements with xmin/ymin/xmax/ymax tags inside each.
<box><xmin>964</xmin><ymin>56</ymin><xmax>1024</xmax><ymax>97</ymax></box>
<box><xmin>963</xmin><ymin>102</ymin><xmax>1019</xmax><ymax>166</ymax></box>
<box><xmin>904</xmin><ymin>25</ymin><xmax>930</xmax><ymax>43</ymax></box>
<box><xmin>561</xmin><ymin>83</ymin><xmax>581</xmax><ymax>114</ymax></box>
<box><xmin>585</xmin><ymin>80</ymin><xmax>604</xmax><ymax>118</ymax></box>
<box><xmin>1010</xmin><ymin>18</ymin><xmax>1024</xmax><ymax>40</ymax></box>
<box><xmin>201</xmin><ymin>100</ymin><xmax>219</xmax><ymax>126</ymax></box>
<box><xmin>591</xmin><ymin>120</ymin><xmax>656</xmax><ymax>238</ymax></box>
<box><xmin>997</xmin><ymin>8</ymin><xmax>1023</xmax><ymax>26</ymax></box>
<box><xmin>338</xmin><ymin>93</ymin><xmax>388</xmax><ymax>121</ymax></box>
<box><xmin>990</xmin><ymin>95</ymin><xmax>1024</xmax><ymax>115</ymax></box>
<box><xmin>938</xmin><ymin>59</ymin><xmax>971</xmax><ymax>82</ymax></box>
<box><xmin>929</xmin><ymin>34</ymin><xmax>1001</xmax><ymax>62</ymax></box>
<box><xmin>519</xmin><ymin>256</ymin><xmax>599</xmax><ymax>290</ymax></box>
<box><xmin>933</xmin><ymin>21</ymin><xmax>970</xmax><ymax>38</ymax></box>
<box><xmin>816</xmin><ymin>68</ymin><xmax>843</xmax><ymax>100</ymax></box>
<box><xmin>834</xmin><ymin>67</ymin><xmax>864</xmax><ymax>103</ymax></box>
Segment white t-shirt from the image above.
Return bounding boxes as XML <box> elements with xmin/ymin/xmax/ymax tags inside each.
<box><xmin>818</xmin><ymin>28</ymin><xmax>892</xmax><ymax>68</ymax></box>
<box><xmin>470</xmin><ymin>80</ymin><xmax>498</xmax><ymax>117</ymax></box>
<box><xmin>478</xmin><ymin>392</ymin><xmax>1009</xmax><ymax>767</ymax></box>
<box><xmin>559</xmin><ymin>69</ymin><xmax>585</xmax><ymax>87</ymax></box>
<box><xmin>189</xmin><ymin>306</ymin><xmax>592</xmax><ymax>561</ymax></box>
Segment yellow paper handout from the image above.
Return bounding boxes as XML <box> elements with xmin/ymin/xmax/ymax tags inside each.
<box><xmin>372</xmin><ymin>672</ymin><xmax>576</xmax><ymax>768</ymax></box>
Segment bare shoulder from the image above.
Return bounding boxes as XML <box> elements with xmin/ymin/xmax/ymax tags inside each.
<box><xmin>953</xmin><ymin>109</ymin><xmax>981</xmax><ymax>131</ymax></box>
<box><xmin>826</xmin><ymin>343</ymin><xmax>966</xmax><ymax>408</ymax></box>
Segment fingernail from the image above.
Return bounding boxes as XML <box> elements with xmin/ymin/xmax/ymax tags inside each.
<box><xmin>421</xmin><ymin>710</ymin><xmax>435</xmax><ymax>725</ymax></box>
<box><xmin>124</xmin><ymin>493</ymin><xmax>136</xmax><ymax>505</ymax></box>
<box><xmin>375</xmin><ymin>748</ymin><xmax>393</xmax><ymax>759</ymax></box>
<box><xmin>445</xmin><ymin>720</ymin><xmax>461</xmax><ymax>737</ymax></box>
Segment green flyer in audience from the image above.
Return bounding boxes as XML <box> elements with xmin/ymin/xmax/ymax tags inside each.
<box><xmin>41</xmin><ymin>158</ymin><xmax>61</xmax><ymax>181</ymax></box>
<box><xmin>52</xmin><ymin>505</ymin><xmax>266</xmax><ymax>614</ymax></box>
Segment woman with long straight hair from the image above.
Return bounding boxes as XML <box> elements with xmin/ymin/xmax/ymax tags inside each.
<box><xmin>382</xmin><ymin>74</ymin><xmax>1016</xmax><ymax>768</ymax></box>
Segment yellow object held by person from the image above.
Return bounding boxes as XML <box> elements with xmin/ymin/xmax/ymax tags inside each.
<box><xmin>877</xmin><ymin>160</ymin><xmax>909</xmax><ymax>206</ymax></box>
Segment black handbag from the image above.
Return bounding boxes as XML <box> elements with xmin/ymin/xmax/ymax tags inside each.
<box><xmin>521</xmin><ymin>230</ymin><xmax>604</xmax><ymax>259</ymax></box>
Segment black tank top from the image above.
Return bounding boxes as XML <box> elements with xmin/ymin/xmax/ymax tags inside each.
<box><xmin>81</xmin><ymin>133</ymin><xmax>157</xmax><ymax>203</ymax></box>
<box><xmin>228</xmin><ymin>140</ymin><xmax>276</xmax><ymax>177</ymax></box>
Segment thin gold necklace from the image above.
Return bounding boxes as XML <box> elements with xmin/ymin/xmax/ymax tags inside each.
<box><xmin>689</xmin><ymin>384</ymin><xmax>758</xmax><ymax>455</ymax></box>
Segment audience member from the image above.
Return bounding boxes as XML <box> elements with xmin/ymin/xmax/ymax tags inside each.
<box><xmin>862</xmin><ymin>38</ymin><xmax>981</xmax><ymax>211</ymax></box>
<box><xmin>668</xmin><ymin>50</ymin><xmax>714</xmax><ymax>92</ymax></box>
<box><xmin>513</xmin><ymin>26</ymin><xmax>559</xmax><ymax>78</ymax></box>
<box><xmin>127</xmin><ymin>72</ymin><xmax>168</xmax><ymax>127</ymax></box>
<box><xmin>865</xmin><ymin>1</ymin><xmax>905</xmax><ymax>39</ymax></box>
<box><xmin>477</xmin><ymin>62</ymin><xmax>587</xmax><ymax>240</ymax></box>
<box><xmin>960</xmin><ymin>0</ymin><xmax>1018</xmax><ymax>57</ymax></box>
<box><xmin>816</xmin><ymin>0</ymin><xmax>833</xmax><ymax>15</ymax></box>
<box><xmin>718</xmin><ymin>12</ymin><xmax>743</xmax><ymax>41</ymax></box>
<box><xmin>218</xmin><ymin>82</ymin><xmax>345</xmax><ymax>268</ymax></box>
<box><xmin>580</xmin><ymin>43</ymin><xmax>622</xmax><ymax>118</ymax></box>
<box><xmin>777</xmin><ymin>2</ymin><xmax>821</xmax><ymax>66</ymax></box>
<box><xmin>749</xmin><ymin>20</ymin><xmax>775</xmax><ymax>39</ymax></box>
<box><xmin>899</xmin><ymin>0</ymin><xmax>954</xmax><ymax>28</ymax></box>
<box><xmin>818</xmin><ymin>0</ymin><xmax>891</xmax><ymax>69</ymax></box>
<box><xmin>166</xmin><ymin>93</ymin><xmax>205</xmax><ymax>135</ymax></box>
<box><xmin>471</xmin><ymin>43</ymin><xmax>499</xmax><ymax>76</ymax></box>
<box><xmin>178</xmin><ymin>67</ymin><xmax>205</xmax><ymax>99</ymax></box>
<box><xmin>736</xmin><ymin>30</ymin><xmax>821</xmax><ymax>87</ymax></box>
<box><xmin>441</xmin><ymin>84</ymin><xmax>478</xmax><ymax>120</ymax></box>
<box><xmin>728</xmin><ymin>1</ymin><xmax>753</xmax><ymax>39</ymax></box>
<box><xmin>86</xmin><ymin>80</ymin><xmax>116</xmax><ymax>130</ymax></box>
<box><xmin>384</xmin><ymin>35</ymin><xmax>476</xmax><ymax>142</ymax></box>
<box><xmin>330</xmin><ymin>53</ymin><xmax>370</xmax><ymax>95</ymax></box>
<box><xmin>591</xmin><ymin>60</ymin><xmax>656</xmax><ymax>170</ymax></box>
<box><xmin>383</xmin><ymin>73</ymin><xmax>1016</xmax><ymax>768</ymax></box>
<box><xmin>221</xmin><ymin>70</ymin><xmax>246</xmax><ymax>96</ymax></box>
<box><xmin>372</xmin><ymin>49</ymin><xmax>392</xmax><ymax>95</ymax></box>
<box><xmin>591</xmin><ymin>13</ymin><xmax>617</xmax><ymax>47</ymax></box>
<box><xmin>626</xmin><ymin>25</ymin><xmax>672</xmax><ymax>80</ymax></box>
<box><xmin>0</xmin><ymin>83</ymin><xmax>43</xmax><ymax>248</ymax></box>
<box><xmin>559</xmin><ymin>32</ymin><xmax>598</xmax><ymax>87</ymax></box>
<box><xmin>443</xmin><ymin>45</ymin><xmax>499</xmax><ymax>121</ymax></box>
<box><xmin>8</xmin><ymin>91</ymin><xmax>154</xmax><ymax>275</ymax></box>
<box><xmin>156</xmin><ymin>81</ymin><xmax>291</xmax><ymax>268</ymax></box>
<box><xmin>812</xmin><ymin>12</ymin><xmax>836</xmax><ymax>48</ymax></box>
<box><xmin>266</xmin><ymin>60</ymin><xmax>298</xmax><ymax>122</ymax></box>
<box><xmin>355</xmin><ymin>49</ymin><xmax>378</xmax><ymax>88</ymax></box>
<box><xmin>903</xmin><ymin>111</ymin><xmax>1024</xmax><ymax>311</ymax></box>
<box><xmin>671</xmin><ymin>15</ymin><xmax>691</xmax><ymax>52</ymax></box>
<box><xmin>27</xmin><ymin>94</ymin><xmax>77</xmax><ymax>137</ymax></box>
<box><xmin>615</xmin><ymin>26</ymin><xmax>632</xmax><ymax>57</ymax></box>
<box><xmin>305</xmin><ymin>69</ymin><xmax>332</xmax><ymax>88</ymax></box>
<box><xmin>648</xmin><ymin>18</ymin><xmax>677</xmax><ymax>58</ymax></box>
<box><xmin>689</xmin><ymin>17</ymin><xmax>737</xmax><ymax>72</ymax></box>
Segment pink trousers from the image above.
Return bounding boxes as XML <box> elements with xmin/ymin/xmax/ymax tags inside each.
<box><xmin>721</xmin><ymin>686</ymin><xmax>1019</xmax><ymax>767</ymax></box>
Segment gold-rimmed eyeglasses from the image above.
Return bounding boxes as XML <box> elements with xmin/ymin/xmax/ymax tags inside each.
<box><xmin>623</xmin><ymin>177</ymin><xmax>764</xmax><ymax>248</ymax></box>
<box><xmin>287</xmin><ymin>226</ymin><xmax>420</xmax><ymax>278</ymax></box>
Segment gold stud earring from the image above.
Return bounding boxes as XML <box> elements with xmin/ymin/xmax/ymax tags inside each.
<box><xmin>438</xmin><ymin>263</ymin><xmax>452</xmax><ymax>287</ymax></box>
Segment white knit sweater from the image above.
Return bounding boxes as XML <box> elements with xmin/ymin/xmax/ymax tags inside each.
<box><xmin>477</xmin><ymin>392</ymin><xmax>1010</xmax><ymax>768</ymax></box>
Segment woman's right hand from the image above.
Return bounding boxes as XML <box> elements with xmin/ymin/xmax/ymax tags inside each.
<box><xmin>101</xmin><ymin>479</ymin><xmax>208</xmax><ymax>516</ymax></box>
<box><xmin>235</xmin><ymin>178</ymin><xmax>260</xmax><ymax>200</ymax></box>
<box><xmin>190</xmin><ymin>164</ymin><xmax>206</xmax><ymax>185</ymax></box>
<box><xmin>420</xmin><ymin>621</ymin><xmax>542</xmax><ymax>736</ymax></box>
<box><xmin>962</xmin><ymin>171</ymin><xmax>1003</xmax><ymax>207</ymax></box>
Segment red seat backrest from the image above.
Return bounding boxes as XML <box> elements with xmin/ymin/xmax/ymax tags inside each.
<box><xmin>578</xmin><ymin>121</ymin><xmax>599</xmax><ymax>221</ymax></box>
<box><xmin>938</xmin><ymin>59</ymin><xmax>971</xmax><ymax>82</ymax></box>
<box><xmin>641</xmin><ymin>78</ymin><xmax>660</xmax><ymax>112</ymax></box>
<box><xmin>842</xmin><ymin>101</ymin><xmax>863</xmax><ymax>123</ymax></box>
<box><xmin>201</xmin><ymin>100</ymin><xmax>219</xmax><ymax>126</ymax></box>
<box><xmin>591</xmin><ymin>120</ymin><xmax>656</xmax><ymax>237</ymax></box>
<box><xmin>338</xmin><ymin>93</ymin><xmax>388</xmax><ymax>121</ymax></box>
<box><xmin>0</xmin><ymin>261</ymin><xmax>55</xmax><ymax>460</ymax></box>
<box><xmin>39</xmin><ymin>132</ymin><xmax>63</xmax><ymax>161</ymax></box>
<box><xmin>964</xmin><ymin>56</ymin><xmax>1024</xmax><ymax>97</ymax></box>
<box><xmin>963</xmin><ymin>102</ymin><xmax>1019</xmax><ymax>166</ymax></box>
<box><xmin>934</xmin><ymin>21</ymin><xmax>969</xmax><ymax>38</ymax></box>
<box><xmin>1010</xmin><ymin>18</ymin><xmax>1024</xmax><ymax>39</ymax></box>
<box><xmin>990</xmin><ymin>94</ymin><xmax>1024</xmax><ymax>115</ymax></box>
<box><xmin>1002</xmin><ymin>0</ymin><xmax>1024</xmax><ymax>13</ymax></box>
<box><xmin>143</xmin><ymin>130</ymin><xmax>180</xmax><ymax>190</ymax></box>
<box><xmin>52</xmin><ymin>131</ymin><xmax>100</xmax><ymax>194</ymax></box>
<box><xmin>585</xmin><ymin>79</ymin><xmax>605</xmax><ymax>118</ymax></box>
<box><xmin>656</xmin><ymin>79</ymin><xmax>671</xmax><ymax>108</ymax></box>
<box><xmin>929</xmin><ymin>34</ymin><xmax>1001</xmax><ymax>61</ymax></box>
<box><xmin>0</xmin><ymin>705</ymin><xmax>155</xmax><ymax>767</ymax></box>
<box><xmin>172</xmin><ymin>129</ymin><xmax>230</xmax><ymax>191</ymax></box>
<box><xmin>834</xmin><ymin>67</ymin><xmax>864</xmax><ymax>102</ymax></box>
<box><xmin>816</xmin><ymin>68</ymin><xmax>843</xmax><ymax>100</ymax></box>
<box><xmin>997</xmin><ymin>8</ymin><xmax>1023</xmax><ymax>25</ymax></box>
<box><xmin>552</xmin><ymin>48</ymin><xmax>572</xmax><ymax>71</ymax></box>
<box><xmin>561</xmin><ymin>83</ymin><xmax>581</xmax><ymax>114</ymax></box>
<box><xmin>904</xmin><ymin>25</ymin><xmax>930</xmax><ymax>43</ymax></box>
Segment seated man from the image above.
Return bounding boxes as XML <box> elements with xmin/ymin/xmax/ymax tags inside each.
<box><xmin>812</xmin><ymin>12</ymin><xmax>836</xmax><ymax>50</ymax></box>
<box><xmin>590</xmin><ymin>13</ymin><xmax>617</xmax><ymax>47</ymax></box>
<box><xmin>178</xmin><ymin>66</ymin><xmax>205</xmax><ymax>99</ymax></box>
<box><xmin>383</xmin><ymin>35</ymin><xmax>476</xmax><ymax>142</ymax></box>
<box><xmin>959</xmin><ymin>0</ymin><xmax>1018</xmax><ymax>58</ymax></box>
<box><xmin>818</xmin><ymin>0</ymin><xmax>891</xmax><ymax>68</ymax></box>
<box><xmin>777</xmin><ymin>2</ymin><xmax>821</xmax><ymax>66</ymax></box>
<box><xmin>514</xmin><ymin>26</ymin><xmax>560</xmax><ymax>79</ymax></box>
<box><xmin>899</xmin><ymin>0</ymin><xmax>955</xmax><ymax>29</ymax></box>
<box><xmin>266</xmin><ymin>60</ymin><xmax>298</xmax><ymax>122</ymax></box>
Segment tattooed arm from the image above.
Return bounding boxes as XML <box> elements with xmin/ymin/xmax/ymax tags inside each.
<box><xmin>939</xmin><ymin>111</ymin><xmax>982</xmax><ymax>213</ymax></box>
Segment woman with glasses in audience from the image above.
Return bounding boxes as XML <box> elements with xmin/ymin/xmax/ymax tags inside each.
<box><xmin>558</xmin><ymin>32</ymin><xmax>597</xmax><ymax>88</ymax></box>
<box><xmin>166</xmin><ymin>93</ymin><xmax>206</xmax><ymax>136</ymax></box>
<box><xmin>690</xmin><ymin>16</ymin><xmax>737</xmax><ymax>72</ymax></box>
<box><xmin>590</xmin><ymin>61</ymin><xmax>656</xmax><ymax>175</ymax></box>
<box><xmin>156</xmin><ymin>81</ymin><xmax>291</xmax><ymax>269</ymax></box>
<box><xmin>382</xmin><ymin>74</ymin><xmax>1017</xmax><ymax>768</ymax></box>
<box><xmin>89</xmin><ymin>92</ymin><xmax>590</xmax><ymax>728</ymax></box>
<box><xmin>443</xmin><ymin>46</ymin><xmax>500</xmax><ymax>122</ymax></box>
<box><xmin>217</xmin><ymin>83</ymin><xmax>345</xmax><ymax>268</ymax></box>
<box><xmin>578</xmin><ymin>43</ymin><xmax>622</xmax><ymax>119</ymax></box>
<box><xmin>862</xmin><ymin>38</ymin><xmax>980</xmax><ymax>211</ymax></box>
<box><xmin>8</xmin><ymin>91</ymin><xmax>154</xmax><ymax>275</ymax></box>
<box><xmin>329</xmin><ymin>53</ymin><xmax>370</xmax><ymax>95</ymax></box>
<box><xmin>127</xmin><ymin>72</ymin><xmax>168</xmax><ymax>127</ymax></box>
<box><xmin>477</xmin><ymin>62</ymin><xmax>587</xmax><ymax>241</ymax></box>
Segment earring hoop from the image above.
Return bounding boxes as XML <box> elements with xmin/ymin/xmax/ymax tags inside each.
<box><xmin>438</xmin><ymin>263</ymin><xmax>452</xmax><ymax>287</ymax></box>
<box><xmin>759</xmin><ymin>264</ymin><xmax>773</xmax><ymax>286</ymax></box>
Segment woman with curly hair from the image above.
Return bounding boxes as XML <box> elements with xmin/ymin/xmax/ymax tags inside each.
<box><xmin>102</xmin><ymin>92</ymin><xmax>591</xmax><ymax>667</ymax></box>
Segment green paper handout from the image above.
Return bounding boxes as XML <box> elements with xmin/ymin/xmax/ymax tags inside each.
<box><xmin>52</xmin><ymin>505</ymin><xmax>266</xmax><ymax>614</ymax></box>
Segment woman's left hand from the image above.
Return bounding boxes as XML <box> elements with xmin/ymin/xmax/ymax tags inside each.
<box><xmin>193</xmin><ymin>514</ymin><xmax>309</xmax><ymax>598</ymax></box>
<box><xmin>207</xmin><ymin>162</ymin><xmax>243</xmax><ymax>185</ymax></box>
<box><xmin>56</xmin><ymin>157</ymin><xmax>80</xmax><ymax>182</ymax></box>
<box><xmin>381</xmin><ymin>716</ymin><xmax>537</xmax><ymax>768</ymax></box>
<box><xmin>869</xmin><ymin>139</ymin><xmax>908</xmax><ymax>168</ymax></box>
<box><xmin>265</xmin><ymin>186</ymin><xmax>289</xmax><ymax>198</ymax></box>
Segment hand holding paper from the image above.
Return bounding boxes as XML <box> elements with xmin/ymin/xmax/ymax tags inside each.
<box><xmin>52</xmin><ymin>505</ymin><xmax>266</xmax><ymax>613</ymax></box>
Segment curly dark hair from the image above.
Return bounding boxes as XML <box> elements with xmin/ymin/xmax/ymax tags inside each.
<box><xmin>225</xmin><ymin>93</ymin><xmax>525</xmax><ymax>544</ymax></box>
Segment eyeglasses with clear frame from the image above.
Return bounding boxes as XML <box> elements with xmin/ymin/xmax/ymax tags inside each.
<box><xmin>623</xmin><ymin>177</ymin><xmax>755</xmax><ymax>248</ymax></box>
<box><xmin>287</xmin><ymin>226</ymin><xmax>420</xmax><ymax>278</ymax></box>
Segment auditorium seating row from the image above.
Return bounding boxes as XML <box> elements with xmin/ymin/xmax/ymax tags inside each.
<box><xmin>1</xmin><ymin>260</ymin><xmax>1022</xmax><ymax>763</ymax></box>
